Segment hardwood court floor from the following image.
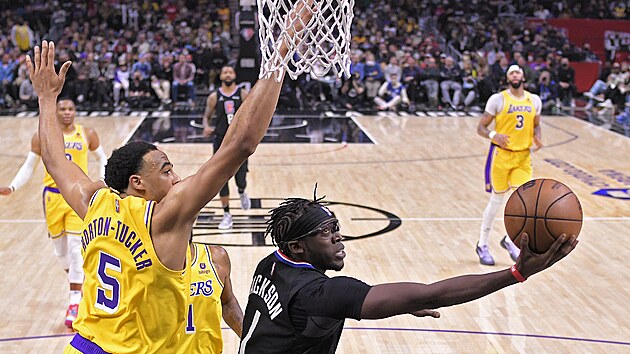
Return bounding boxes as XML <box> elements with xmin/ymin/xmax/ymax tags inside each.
<box><xmin>0</xmin><ymin>114</ymin><xmax>628</xmax><ymax>353</ymax></box>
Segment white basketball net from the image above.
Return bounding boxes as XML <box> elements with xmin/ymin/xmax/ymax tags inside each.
<box><xmin>257</xmin><ymin>0</ymin><xmax>355</xmax><ymax>81</ymax></box>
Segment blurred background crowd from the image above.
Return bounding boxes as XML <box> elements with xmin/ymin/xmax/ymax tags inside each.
<box><xmin>0</xmin><ymin>0</ymin><xmax>628</xmax><ymax>121</ymax></box>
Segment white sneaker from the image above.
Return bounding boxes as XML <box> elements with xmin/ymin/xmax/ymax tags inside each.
<box><xmin>218</xmin><ymin>212</ymin><xmax>233</xmax><ymax>230</ymax></box>
<box><xmin>240</xmin><ymin>192</ymin><xmax>251</xmax><ymax>210</ymax></box>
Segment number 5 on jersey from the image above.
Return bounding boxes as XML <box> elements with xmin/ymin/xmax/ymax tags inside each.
<box><xmin>95</xmin><ymin>252</ymin><xmax>122</xmax><ymax>314</ymax></box>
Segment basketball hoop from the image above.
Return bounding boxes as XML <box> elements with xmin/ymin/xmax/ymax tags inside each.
<box><xmin>257</xmin><ymin>0</ymin><xmax>355</xmax><ymax>81</ymax></box>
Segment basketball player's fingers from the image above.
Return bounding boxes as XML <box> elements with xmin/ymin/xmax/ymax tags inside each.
<box><xmin>26</xmin><ymin>55</ymin><xmax>34</xmax><ymax>79</ymax></box>
<box><xmin>518</xmin><ymin>233</ymin><xmax>530</xmax><ymax>251</ymax></box>
<box><xmin>59</xmin><ymin>61</ymin><xmax>72</xmax><ymax>82</ymax></box>
<box><xmin>547</xmin><ymin>233</ymin><xmax>568</xmax><ymax>256</ymax></box>
<box><xmin>33</xmin><ymin>46</ymin><xmax>40</xmax><ymax>72</ymax></box>
<box><xmin>41</xmin><ymin>40</ymin><xmax>48</xmax><ymax>68</ymax></box>
<box><xmin>48</xmin><ymin>42</ymin><xmax>56</xmax><ymax>69</ymax></box>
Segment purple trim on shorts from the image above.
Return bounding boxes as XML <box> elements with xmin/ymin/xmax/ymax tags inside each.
<box><xmin>44</xmin><ymin>186</ymin><xmax>61</xmax><ymax>194</ymax></box>
<box><xmin>484</xmin><ymin>144</ymin><xmax>497</xmax><ymax>193</ymax></box>
<box><xmin>69</xmin><ymin>334</ymin><xmax>110</xmax><ymax>354</ymax></box>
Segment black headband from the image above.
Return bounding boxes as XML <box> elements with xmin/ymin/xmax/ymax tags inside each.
<box><xmin>284</xmin><ymin>204</ymin><xmax>336</xmax><ymax>242</ymax></box>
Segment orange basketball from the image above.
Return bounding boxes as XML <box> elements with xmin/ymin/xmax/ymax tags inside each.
<box><xmin>504</xmin><ymin>178</ymin><xmax>583</xmax><ymax>254</ymax></box>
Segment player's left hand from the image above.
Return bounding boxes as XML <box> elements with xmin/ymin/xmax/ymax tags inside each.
<box><xmin>25</xmin><ymin>40</ymin><xmax>72</xmax><ymax>100</ymax></box>
<box><xmin>532</xmin><ymin>135</ymin><xmax>544</xmax><ymax>152</ymax></box>
<box><xmin>410</xmin><ymin>309</ymin><xmax>441</xmax><ymax>318</ymax></box>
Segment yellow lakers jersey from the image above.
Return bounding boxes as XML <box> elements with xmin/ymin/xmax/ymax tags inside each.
<box><xmin>43</xmin><ymin>124</ymin><xmax>89</xmax><ymax>187</ymax></box>
<box><xmin>179</xmin><ymin>243</ymin><xmax>224</xmax><ymax>354</ymax></box>
<box><xmin>73</xmin><ymin>188</ymin><xmax>191</xmax><ymax>354</ymax></box>
<box><xmin>495</xmin><ymin>91</ymin><xmax>537</xmax><ymax>151</ymax></box>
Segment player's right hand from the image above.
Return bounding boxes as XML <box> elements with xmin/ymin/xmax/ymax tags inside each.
<box><xmin>492</xmin><ymin>133</ymin><xmax>510</xmax><ymax>149</ymax></box>
<box><xmin>0</xmin><ymin>187</ymin><xmax>13</xmax><ymax>196</ymax></box>
<box><xmin>203</xmin><ymin>126</ymin><xmax>214</xmax><ymax>137</ymax></box>
<box><xmin>516</xmin><ymin>233</ymin><xmax>578</xmax><ymax>279</ymax></box>
<box><xmin>26</xmin><ymin>41</ymin><xmax>72</xmax><ymax>99</ymax></box>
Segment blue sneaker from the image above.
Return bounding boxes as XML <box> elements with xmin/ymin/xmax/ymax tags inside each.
<box><xmin>476</xmin><ymin>243</ymin><xmax>495</xmax><ymax>265</ymax></box>
<box><xmin>500</xmin><ymin>235</ymin><xmax>520</xmax><ymax>262</ymax></box>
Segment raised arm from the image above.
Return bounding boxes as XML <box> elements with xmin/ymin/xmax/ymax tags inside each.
<box><xmin>211</xmin><ymin>245</ymin><xmax>243</xmax><ymax>338</ymax></box>
<box><xmin>26</xmin><ymin>41</ymin><xmax>104</xmax><ymax>218</ymax></box>
<box><xmin>154</xmin><ymin>0</ymin><xmax>313</xmax><ymax>226</ymax></box>
<box><xmin>360</xmin><ymin>233</ymin><xmax>578</xmax><ymax>319</ymax></box>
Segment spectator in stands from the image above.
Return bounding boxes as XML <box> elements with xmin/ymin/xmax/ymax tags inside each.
<box><xmin>530</xmin><ymin>54</ymin><xmax>547</xmax><ymax>72</ymax></box>
<box><xmin>172</xmin><ymin>53</ymin><xmax>196</xmax><ymax>104</ymax></box>
<box><xmin>584</xmin><ymin>61</ymin><xmax>618</xmax><ymax>110</ymax></box>
<box><xmin>349</xmin><ymin>52</ymin><xmax>365</xmax><ymax>81</ymax></box>
<box><xmin>0</xmin><ymin>53</ymin><xmax>17</xmax><ymax>106</ymax></box>
<box><xmin>382</xmin><ymin>56</ymin><xmax>402</xmax><ymax>82</ymax></box>
<box><xmin>536</xmin><ymin>70</ymin><xmax>558</xmax><ymax>113</ymax></box>
<box><xmin>11</xmin><ymin>19</ymin><xmax>35</xmax><ymax>53</ymax></box>
<box><xmin>556</xmin><ymin>57</ymin><xmax>576</xmax><ymax>108</ymax></box>
<box><xmin>419</xmin><ymin>55</ymin><xmax>440</xmax><ymax>109</ymax></box>
<box><xmin>19</xmin><ymin>77</ymin><xmax>37</xmax><ymax>109</ymax></box>
<box><xmin>128</xmin><ymin>71</ymin><xmax>153</xmax><ymax>108</ymax></box>
<box><xmin>364</xmin><ymin>52</ymin><xmax>384</xmax><ymax>101</ymax></box>
<box><xmin>113</xmin><ymin>61</ymin><xmax>130</xmax><ymax>107</ymax></box>
<box><xmin>440</xmin><ymin>56</ymin><xmax>463</xmax><ymax>110</ymax></box>
<box><xmin>208</xmin><ymin>43</ymin><xmax>227</xmax><ymax>90</ymax></box>
<box><xmin>374</xmin><ymin>73</ymin><xmax>410</xmax><ymax>111</ymax></box>
<box><xmin>402</xmin><ymin>56</ymin><xmax>421</xmax><ymax>104</ymax></box>
<box><xmin>75</xmin><ymin>53</ymin><xmax>98</xmax><ymax>105</ymax></box>
<box><xmin>461</xmin><ymin>59</ymin><xmax>478</xmax><ymax>110</ymax></box>
<box><xmin>93</xmin><ymin>55</ymin><xmax>115</xmax><ymax>108</ymax></box>
<box><xmin>490</xmin><ymin>55</ymin><xmax>509</xmax><ymax>89</ymax></box>
<box><xmin>339</xmin><ymin>71</ymin><xmax>367</xmax><ymax>110</ymax></box>
<box><xmin>151</xmin><ymin>55</ymin><xmax>173</xmax><ymax>108</ymax></box>
<box><xmin>132</xmin><ymin>53</ymin><xmax>152</xmax><ymax>80</ymax></box>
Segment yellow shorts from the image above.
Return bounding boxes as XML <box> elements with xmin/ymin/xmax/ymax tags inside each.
<box><xmin>43</xmin><ymin>187</ymin><xmax>83</xmax><ymax>238</ymax></box>
<box><xmin>485</xmin><ymin>145</ymin><xmax>532</xmax><ymax>193</ymax></box>
<box><xmin>63</xmin><ymin>344</ymin><xmax>81</xmax><ymax>354</ymax></box>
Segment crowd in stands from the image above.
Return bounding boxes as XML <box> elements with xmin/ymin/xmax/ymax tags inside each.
<box><xmin>0</xmin><ymin>0</ymin><xmax>628</xmax><ymax>119</ymax></box>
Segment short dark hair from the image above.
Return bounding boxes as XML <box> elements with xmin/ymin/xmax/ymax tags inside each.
<box><xmin>105</xmin><ymin>141</ymin><xmax>157</xmax><ymax>192</ymax></box>
<box><xmin>266</xmin><ymin>194</ymin><xmax>336</xmax><ymax>254</ymax></box>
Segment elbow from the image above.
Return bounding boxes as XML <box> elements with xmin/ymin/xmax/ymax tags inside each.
<box><xmin>239</xmin><ymin>141</ymin><xmax>257</xmax><ymax>158</ymax></box>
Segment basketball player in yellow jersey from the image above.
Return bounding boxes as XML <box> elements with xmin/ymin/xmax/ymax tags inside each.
<box><xmin>27</xmin><ymin>22</ymin><xmax>305</xmax><ymax>351</ymax></box>
<box><xmin>180</xmin><ymin>242</ymin><xmax>243</xmax><ymax>353</ymax></box>
<box><xmin>0</xmin><ymin>98</ymin><xmax>107</xmax><ymax>328</ymax></box>
<box><xmin>475</xmin><ymin>65</ymin><xmax>543</xmax><ymax>266</ymax></box>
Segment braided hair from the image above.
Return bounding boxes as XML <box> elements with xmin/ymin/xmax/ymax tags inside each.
<box><xmin>266</xmin><ymin>186</ymin><xmax>335</xmax><ymax>254</ymax></box>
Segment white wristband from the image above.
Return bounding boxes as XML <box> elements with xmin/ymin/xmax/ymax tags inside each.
<box><xmin>488</xmin><ymin>131</ymin><xmax>497</xmax><ymax>140</ymax></box>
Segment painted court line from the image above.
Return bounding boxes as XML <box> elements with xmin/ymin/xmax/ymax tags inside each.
<box><xmin>352</xmin><ymin>217</ymin><xmax>630</xmax><ymax>222</ymax></box>
<box><xmin>1</xmin><ymin>327</ymin><xmax>628</xmax><ymax>347</ymax></box>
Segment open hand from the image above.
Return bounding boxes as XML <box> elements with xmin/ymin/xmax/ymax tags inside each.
<box><xmin>25</xmin><ymin>41</ymin><xmax>72</xmax><ymax>100</ymax></box>
<box><xmin>516</xmin><ymin>233</ymin><xmax>578</xmax><ymax>279</ymax></box>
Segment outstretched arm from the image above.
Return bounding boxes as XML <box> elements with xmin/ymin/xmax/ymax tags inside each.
<box><xmin>0</xmin><ymin>134</ymin><xmax>41</xmax><ymax>196</ymax></box>
<box><xmin>26</xmin><ymin>41</ymin><xmax>104</xmax><ymax>218</ymax></box>
<box><xmin>360</xmin><ymin>233</ymin><xmax>578</xmax><ymax>319</ymax></box>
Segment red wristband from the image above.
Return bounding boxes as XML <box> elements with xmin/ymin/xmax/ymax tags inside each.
<box><xmin>510</xmin><ymin>265</ymin><xmax>527</xmax><ymax>282</ymax></box>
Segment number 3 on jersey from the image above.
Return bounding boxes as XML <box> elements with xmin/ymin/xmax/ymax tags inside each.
<box><xmin>95</xmin><ymin>252</ymin><xmax>122</xmax><ymax>314</ymax></box>
<box><xmin>515</xmin><ymin>114</ymin><xmax>524</xmax><ymax>130</ymax></box>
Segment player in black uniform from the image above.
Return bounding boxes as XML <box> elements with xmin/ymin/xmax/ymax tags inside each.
<box><xmin>202</xmin><ymin>65</ymin><xmax>251</xmax><ymax>229</ymax></box>
<box><xmin>239</xmin><ymin>192</ymin><xmax>578</xmax><ymax>353</ymax></box>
